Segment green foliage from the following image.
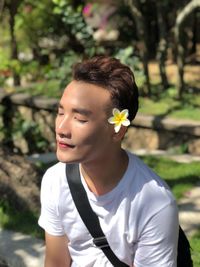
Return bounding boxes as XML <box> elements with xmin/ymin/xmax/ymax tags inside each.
<box><xmin>0</xmin><ymin>199</ymin><xmax>43</xmax><ymax>239</ymax></box>
<box><xmin>16</xmin><ymin>0</ymin><xmax>59</xmax><ymax>51</ymax></box>
<box><xmin>12</xmin><ymin>113</ymin><xmax>50</xmax><ymax>154</ymax></box>
<box><xmin>52</xmin><ymin>0</ymin><xmax>104</xmax><ymax>57</ymax></box>
<box><xmin>45</xmin><ymin>51</ymin><xmax>80</xmax><ymax>90</ymax></box>
<box><xmin>21</xmin><ymin>79</ymin><xmax>61</xmax><ymax>97</ymax></box>
<box><xmin>167</xmin><ymin>143</ymin><xmax>189</xmax><ymax>155</ymax></box>
<box><xmin>115</xmin><ymin>46</ymin><xmax>142</xmax><ymax>73</ymax></box>
<box><xmin>190</xmin><ymin>229</ymin><xmax>200</xmax><ymax>267</ymax></box>
<box><xmin>0</xmin><ymin>52</ymin><xmax>21</xmax><ymax>84</ymax></box>
<box><xmin>0</xmin><ymin>56</ymin><xmax>42</xmax><ymax>88</ymax></box>
<box><xmin>52</xmin><ymin>0</ymin><xmax>90</xmax><ymax>37</ymax></box>
<box><xmin>53</xmin><ymin>0</ymin><xmax>90</xmax><ymax>38</ymax></box>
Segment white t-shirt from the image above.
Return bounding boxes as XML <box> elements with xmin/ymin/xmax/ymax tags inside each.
<box><xmin>38</xmin><ymin>151</ymin><xmax>179</xmax><ymax>267</ymax></box>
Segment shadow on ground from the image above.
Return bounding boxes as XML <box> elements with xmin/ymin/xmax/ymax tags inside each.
<box><xmin>0</xmin><ymin>229</ymin><xmax>44</xmax><ymax>267</ymax></box>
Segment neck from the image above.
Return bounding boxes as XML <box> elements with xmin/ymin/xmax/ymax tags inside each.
<box><xmin>80</xmin><ymin>148</ymin><xmax>128</xmax><ymax>196</ymax></box>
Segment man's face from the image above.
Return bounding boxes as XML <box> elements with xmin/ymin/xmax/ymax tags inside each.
<box><xmin>55</xmin><ymin>80</ymin><xmax>114</xmax><ymax>164</ymax></box>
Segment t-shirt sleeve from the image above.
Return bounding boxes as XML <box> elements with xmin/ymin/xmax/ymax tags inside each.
<box><xmin>134</xmin><ymin>201</ymin><xmax>179</xmax><ymax>267</ymax></box>
<box><xmin>38</xmin><ymin>169</ymin><xmax>65</xmax><ymax>236</ymax></box>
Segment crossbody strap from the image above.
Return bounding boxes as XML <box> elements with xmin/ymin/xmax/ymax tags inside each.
<box><xmin>66</xmin><ymin>163</ymin><xmax>129</xmax><ymax>267</ymax></box>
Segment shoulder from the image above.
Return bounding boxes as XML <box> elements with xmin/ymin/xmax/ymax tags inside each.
<box><xmin>40</xmin><ymin>162</ymin><xmax>72</xmax><ymax>215</ymax></box>
<box><xmin>44</xmin><ymin>161</ymin><xmax>66</xmax><ymax>176</ymax></box>
<box><xmin>40</xmin><ymin>161</ymin><xmax>67</xmax><ymax>196</ymax></box>
<box><xmin>126</xmin><ymin>151</ymin><xmax>177</xmax><ymax>214</ymax></box>
<box><xmin>127</xmin><ymin>151</ymin><xmax>172</xmax><ymax>193</ymax></box>
<box><xmin>42</xmin><ymin>162</ymin><xmax>66</xmax><ymax>184</ymax></box>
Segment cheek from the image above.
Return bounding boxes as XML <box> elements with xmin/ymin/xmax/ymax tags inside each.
<box><xmin>72</xmin><ymin>124</ymin><xmax>98</xmax><ymax>144</ymax></box>
<box><xmin>76</xmin><ymin>130</ymin><xmax>96</xmax><ymax>145</ymax></box>
<box><xmin>80</xmin><ymin>125</ymin><xmax>109</xmax><ymax>146</ymax></box>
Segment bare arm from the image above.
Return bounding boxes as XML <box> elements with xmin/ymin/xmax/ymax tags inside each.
<box><xmin>44</xmin><ymin>232</ymin><xmax>72</xmax><ymax>267</ymax></box>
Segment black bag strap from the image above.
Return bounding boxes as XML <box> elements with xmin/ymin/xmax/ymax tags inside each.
<box><xmin>177</xmin><ymin>226</ymin><xmax>193</xmax><ymax>267</ymax></box>
<box><xmin>66</xmin><ymin>163</ymin><xmax>129</xmax><ymax>267</ymax></box>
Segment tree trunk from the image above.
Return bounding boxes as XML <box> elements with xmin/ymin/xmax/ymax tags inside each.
<box><xmin>125</xmin><ymin>0</ymin><xmax>151</xmax><ymax>96</ymax></box>
<box><xmin>7</xmin><ymin>0</ymin><xmax>21</xmax><ymax>86</ymax></box>
<box><xmin>175</xmin><ymin>0</ymin><xmax>200</xmax><ymax>98</ymax></box>
<box><xmin>191</xmin><ymin>10</ymin><xmax>198</xmax><ymax>55</ymax></box>
<box><xmin>156</xmin><ymin>1</ymin><xmax>169</xmax><ymax>90</ymax></box>
<box><xmin>0</xmin><ymin>0</ymin><xmax>5</xmax><ymax>16</ymax></box>
<box><xmin>2</xmin><ymin>95</ymin><xmax>15</xmax><ymax>151</ymax></box>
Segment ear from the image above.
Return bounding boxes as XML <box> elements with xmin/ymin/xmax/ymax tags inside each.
<box><xmin>112</xmin><ymin>126</ymin><xmax>127</xmax><ymax>142</ymax></box>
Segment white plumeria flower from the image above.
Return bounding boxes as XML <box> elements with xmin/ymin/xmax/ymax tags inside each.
<box><xmin>108</xmin><ymin>108</ymin><xmax>130</xmax><ymax>133</ymax></box>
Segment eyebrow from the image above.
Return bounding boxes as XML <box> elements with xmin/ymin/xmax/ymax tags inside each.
<box><xmin>72</xmin><ymin>108</ymin><xmax>92</xmax><ymax>116</ymax></box>
<box><xmin>58</xmin><ymin>104</ymin><xmax>92</xmax><ymax>116</ymax></box>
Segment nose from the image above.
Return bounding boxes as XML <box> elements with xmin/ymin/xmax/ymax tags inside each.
<box><xmin>55</xmin><ymin>115</ymin><xmax>71</xmax><ymax>138</ymax></box>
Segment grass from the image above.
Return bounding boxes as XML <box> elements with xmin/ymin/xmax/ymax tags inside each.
<box><xmin>0</xmin><ymin>200</ymin><xmax>44</xmax><ymax>239</ymax></box>
<box><xmin>139</xmin><ymin>86</ymin><xmax>200</xmax><ymax>121</ymax></box>
<box><xmin>190</xmin><ymin>229</ymin><xmax>200</xmax><ymax>267</ymax></box>
<box><xmin>141</xmin><ymin>156</ymin><xmax>200</xmax><ymax>199</ymax></box>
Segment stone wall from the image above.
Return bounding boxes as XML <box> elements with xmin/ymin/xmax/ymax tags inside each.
<box><xmin>1</xmin><ymin>92</ymin><xmax>200</xmax><ymax>155</ymax></box>
<box><xmin>123</xmin><ymin>114</ymin><xmax>200</xmax><ymax>155</ymax></box>
<box><xmin>0</xmin><ymin>92</ymin><xmax>57</xmax><ymax>154</ymax></box>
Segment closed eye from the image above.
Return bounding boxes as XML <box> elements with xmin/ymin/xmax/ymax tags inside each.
<box><xmin>57</xmin><ymin>104</ymin><xmax>64</xmax><ymax>115</ymax></box>
<box><xmin>57</xmin><ymin>110</ymin><xmax>64</xmax><ymax>116</ymax></box>
<box><xmin>74</xmin><ymin>116</ymin><xmax>88</xmax><ymax>123</ymax></box>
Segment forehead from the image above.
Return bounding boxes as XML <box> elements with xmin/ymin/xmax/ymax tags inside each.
<box><xmin>60</xmin><ymin>80</ymin><xmax>112</xmax><ymax>112</ymax></box>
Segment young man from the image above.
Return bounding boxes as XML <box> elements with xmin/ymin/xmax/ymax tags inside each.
<box><xmin>38</xmin><ymin>56</ymin><xmax>179</xmax><ymax>267</ymax></box>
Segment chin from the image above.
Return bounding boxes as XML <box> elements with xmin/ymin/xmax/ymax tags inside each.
<box><xmin>56</xmin><ymin>150</ymin><xmax>80</xmax><ymax>164</ymax></box>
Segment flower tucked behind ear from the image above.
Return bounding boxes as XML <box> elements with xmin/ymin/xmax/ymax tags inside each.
<box><xmin>108</xmin><ymin>108</ymin><xmax>130</xmax><ymax>133</ymax></box>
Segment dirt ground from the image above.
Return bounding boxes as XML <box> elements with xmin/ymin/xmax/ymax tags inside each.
<box><xmin>149</xmin><ymin>61</ymin><xmax>200</xmax><ymax>87</ymax></box>
<box><xmin>149</xmin><ymin>44</ymin><xmax>200</xmax><ymax>87</ymax></box>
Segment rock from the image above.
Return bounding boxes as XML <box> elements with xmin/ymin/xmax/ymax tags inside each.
<box><xmin>0</xmin><ymin>148</ymin><xmax>41</xmax><ymax>213</ymax></box>
<box><xmin>123</xmin><ymin>127</ymin><xmax>159</xmax><ymax>151</ymax></box>
<box><xmin>188</xmin><ymin>139</ymin><xmax>200</xmax><ymax>156</ymax></box>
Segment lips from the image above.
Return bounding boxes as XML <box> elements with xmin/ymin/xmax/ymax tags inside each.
<box><xmin>57</xmin><ymin>141</ymin><xmax>75</xmax><ymax>149</ymax></box>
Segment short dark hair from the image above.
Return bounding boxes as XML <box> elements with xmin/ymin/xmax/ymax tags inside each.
<box><xmin>72</xmin><ymin>56</ymin><xmax>139</xmax><ymax>121</ymax></box>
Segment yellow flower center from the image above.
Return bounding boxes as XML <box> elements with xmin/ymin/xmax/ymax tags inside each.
<box><xmin>115</xmin><ymin>113</ymin><xmax>125</xmax><ymax>123</ymax></box>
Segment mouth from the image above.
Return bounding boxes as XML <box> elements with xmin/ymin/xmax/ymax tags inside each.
<box><xmin>57</xmin><ymin>141</ymin><xmax>75</xmax><ymax>149</ymax></box>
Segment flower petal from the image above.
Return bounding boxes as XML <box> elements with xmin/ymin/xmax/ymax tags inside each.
<box><xmin>108</xmin><ymin>117</ymin><xmax>116</xmax><ymax>124</ymax></box>
<box><xmin>108</xmin><ymin>108</ymin><xmax>130</xmax><ymax>132</ymax></box>
<box><xmin>114</xmin><ymin>124</ymin><xmax>121</xmax><ymax>133</ymax></box>
<box><xmin>122</xmin><ymin>119</ymin><xmax>130</xmax><ymax>127</ymax></box>
<box><xmin>121</xmin><ymin>109</ymin><xmax>129</xmax><ymax>118</ymax></box>
<box><xmin>113</xmin><ymin>108</ymin><xmax>120</xmax><ymax>116</ymax></box>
